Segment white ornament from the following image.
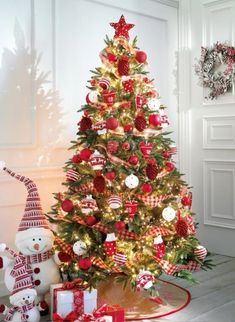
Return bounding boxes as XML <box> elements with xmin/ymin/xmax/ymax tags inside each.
<box><xmin>108</xmin><ymin>195</ymin><xmax>122</xmax><ymax>209</ymax></box>
<box><xmin>89</xmin><ymin>150</ymin><xmax>106</xmax><ymax>170</ymax></box>
<box><xmin>154</xmin><ymin>235</ymin><xmax>163</xmax><ymax>245</ymax></box>
<box><xmin>162</xmin><ymin>206</ymin><xmax>176</xmax><ymax>222</ymax></box>
<box><xmin>147</xmin><ymin>97</ymin><xmax>161</xmax><ymax>111</ymax></box>
<box><xmin>73</xmin><ymin>240</ymin><xmax>87</xmax><ymax>256</ymax></box>
<box><xmin>136</xmin><ymin>269</ymin><xmax>154</xmax><ymax>290</ymax></box>
<box><xmin>81</xmin><ymin>195</ymin><xmax>96</xmax><ymax>214</ymax></box>
<box><xmin>125</xmin><ymin>174</ymin><xmax>139</xmax><ymax>189</ymax></box>
<box><xmin>194</xmin><ymin>245</ymin><xmax>207</xmax><ymax>260</ymax></box>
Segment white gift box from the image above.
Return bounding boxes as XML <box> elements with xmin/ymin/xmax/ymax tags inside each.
<box><xmin>50</xmin><ymin>283</ymin><xmax>97</xmax><ymax>320</ymax></box>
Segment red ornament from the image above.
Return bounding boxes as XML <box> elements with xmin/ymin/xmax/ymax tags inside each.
<box><xmin>153</xmin><ymin>235</ymin><xmax>165</xmax><ymax>259</ymax></box>
<box><xmin>61</xmin><ymin>199</ymin><xmax>74</xmax><ymax>212</ymax></box>
<box><xmin>162</xmin><ymin>150</ymin><xmax>171</xmax><ymax>159</ymax></box>
<box><xmin>78</xmin><ymin>257</ymin><xmax>92</xmax><ymax>270</ymax></box>
<box><xmin>175</xmin><ymin>211</ymin><xmax>188</xmax><ymax>237</ymax></box>
<box><xmin>135</xmin><ymin>115</ymin><xmax>146</xmax><ymax>132</ymax></box>
<box><xmin>139</xmin><ymin>141</ymin><xmax>153</xmax><ymax>157</ymax></box>
<box><xmin>181</xmin><ymin>195</ymin><xmax>192</xmax><ymax>207</ymax></box>
<box><xmin>107</xmin><ymin>140</ymin><xmax>119</xmax><ymax>154</ymax></box>
<box><xmin>106</xmin><ymin>117</ymin><xmax>119</xmax><ymax>130</ymax></box>
<box><xmin>93</xmin><ymin>175</ymin><xmax>106</xmax><ymax>193</ymax></box>
<box><xmin>123</xmin><ymin>124</ymin><xmax>133</xmax><ymax>133</ymax></box>
<box><xmin>122</xmin><ymin>78</ymin><xmax>134</xmax><ymax>92</ymax></box>
<box><xmin>118</xmin><ymin>56</ymin><xmax>129</xmax><ymax>76</ymax></box>
<box><xmin>79</xmin><ymin>117</ymin><xmax>92</xmax><ymax>132</ymax></box>
<box><xmin>114</xmin><ymin>220</ymin><xmax>125</xmax><ymax>231</ymax></box>
<box><xmin>141</xmin><ymin>183</ymin><xmax>152</xmax><ymax>193</ymax></box>
<box><xmin>146</xmin><ymin>162</ymin><xmax>158</xmax><ymax>180</ymax></box>
<box><xmin>122</xmin><ymin>141</ymin><xmax>130</xmax><ymax>150</ymax></box>
<box><xmin>107</xmin><ymin>52</ymin><xmax>117</xmax><ymax>62</ymax></box>
<box><xmin>90</xmin><ymin>79</ymin><xmax>97</xmax><ymax>87</ymax></box>
<box><xmin>110</xmin><ymin>15</ymin><xmax>134</xmax><ymax>40</ymax></box>
<box><xmin>102</xmin><ymin>90</ymin><xmax>115</xmax><ymax>105</ymax></box>
<box><xmin>105</xmin><ymin>171</ymin><xmax>116</xmax><ymax>181</ymax></box>
<box><xmin>85</xmin><ymin>215</ymin><xmax>98</xmax><ymax>226</ymax></box>
<box><xmin>165</xmin><ymin>161</ymin><xmax>175</xmax><ymax>172</ymax></box>
<box><xmin>128</xmin><ymin>155</ymin><xmax>139</xmax><ymax>165</ymax></box>
<box><xmin>149</xmin><ymin>114</ymin><xmax>161</xmax><ymax>126</ymax></box>
<box><xmin>135</xmin><ymin>51</ymin><xmax>147</xmax><ymax>63</ymax></box>
<box><xmin>79</xmin><ymin>148</ymin><xmax>92</xmax><ymax>161</ymax></box>
<box><xmin>71</xmin><ymin>154</ymin><xmax>81</xmax><ymax>163</ymax></box>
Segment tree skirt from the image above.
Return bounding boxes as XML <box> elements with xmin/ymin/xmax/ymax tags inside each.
<box><xmin>97</xmin><ymin>277</ymin><xmax>191</xmax><ymax>320</ymax></box>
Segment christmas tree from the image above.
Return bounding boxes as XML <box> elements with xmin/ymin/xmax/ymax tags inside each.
<box><xmin>49</xmin><ymin>15</ymin><xmax>212</xmax><ymax>296</ymax></box>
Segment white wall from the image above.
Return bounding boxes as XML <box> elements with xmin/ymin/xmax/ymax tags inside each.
<box><xmin>0</xmin><ymin>0</ymin><xmax>178</xmax><ymax>295</ymax></box>
<box><xmin>179</xmin><ymin>0</ymin><xmax>235</xmax><ymax>256</ymax></box>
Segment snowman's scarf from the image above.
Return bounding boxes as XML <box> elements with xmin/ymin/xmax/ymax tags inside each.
<box><xmin>5</xmin><ymin>302</ymin><xmax>35</xmax><ymax>322</ymax></box>
<box><xmin>6</xmin><ymin>247</ymin><xmax>52</xmax><ymax>278</ymax></box>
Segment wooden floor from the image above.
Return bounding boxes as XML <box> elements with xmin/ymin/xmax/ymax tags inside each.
<box><xmin>0</xmin><ymin>254</ymin><xmax>235</xmax><ymax>322</ymax></box>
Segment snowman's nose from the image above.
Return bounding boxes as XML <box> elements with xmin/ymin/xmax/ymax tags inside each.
<box><xmin>33</xmin><ymin>243</ymin><xmax>40</xmax><ymax>250</ymax></box>
<box><xmin>25</xmin><ymin>299</ymin><xmax>29</xmax><ymax>305</ymax></box>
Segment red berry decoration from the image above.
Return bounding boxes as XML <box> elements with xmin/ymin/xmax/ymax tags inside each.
<box><xmin>162</xmin><ymin>150</ymin><xmax>171</xmax><ymax>159</ymax></box>
<box><xmin>141</xmin><ymin>183</ymin><xmax>152</xmax><ymax>193</ymax></box>
<box><xmin>107</xmin><ymin>140</ymin><xmax>119</xmax><ymax>154</ymax></box>
<box><xmin>85</xmin><ymin>215</ymin><xmax>98</xmax><ymax>226</ymax></box>
<box><xmin>79</xmin><ymin>148</ymin><xmax>92</xmax><ymax>161</ymax></box>
<box><xmin>93</xmin><ymin>175</ymin><xmax>106</xmax><ymax>193</ymax></box>
<box><xmin>135</xmin><ymin>50</ymin><xmax>147</xmax><ymax>63</ymax></box>
<box><xmin>79</xmin><ymin>117</ymin><xmax>92</xmax><ymax>132</ymax></box>
<box><xmin>114</xmin><ymin>220</ymin><xmax>125</xmax><ymax>231</ymax></box>
<box><xmin>146</xmin><ymin>162</ymin><xmax>158</xmax><ymax>180</ymax></box>
<box><xmin>105</xmin><ymin>171</ymin><xmax>116</xmax><ymax>180</ymax></box>
<box><xmin>122</xmin><ymin>78</ymin><xmax>134</xmax><ymax>92</ymax></box>
<box><xmin>61</xmin><ymin>199</ymin><xmax>74</xmax><ymax>212</ymax></box>
<box><xmin>123</xmin><ymin>124</ymin><xmax>133</xmax><ymax>133</ymax></box>
<box><xmin>175</xmin><ymin>218</ymin><xmax>188</xmax><ymax>237</ymax></box>
<box><xmin>165</xmin><ymin>161</ymin><xmax>175</xmax><ymax>172</ymax></box>
<box><xmin>149</xmin><ymin>114</ymin><xmax>161</xmax><ymax>126</ymax></box>
<box><xmin>71</xmin><ymin>154</ymin><xmax>81</xmax><ymax>163</ymax></box>
<box><xmin>118</xmin><ymin>56</ymin><xmax>129</xmax><ymax>76</ymax></box>
<box><xmin>122</xmin><ymin>141</ymin><xmax>130</xmax><ymax>150</ymax></box>
<box><xmin>78</xmin><ymin>257</ymin><xmax>92</xmax><ymax>270</ymax></box>
<box><xmin>135</xmin><ymin>115</ymin><xmax>146</xmax><ymax>132</ymax></box>
<box><xmin>106</xmin><ymin>117</ymin><xmax>119</xmax><ymax>130</ymax></box>
<box><xmin>128</xmin><ymin>155</ymin><xmax>139</xmax><ymax>165</ymax></box>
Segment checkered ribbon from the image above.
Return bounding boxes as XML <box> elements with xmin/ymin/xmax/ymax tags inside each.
<box><xmin>91</xmin><ymin>256</ymin><xmax>110</xmax><ymax>270</ymax></box>
<box><xmin>186</xmin><ymin>215</ymin><xmax>196</xmax><ymax>235</ymax></box>
<box><xmin>144</xmin><ymin>226</ymin><xmax>172</xmax><ymax>237</ymax></box>
<box><xmin>93</xmin><ymin>222</ymin><xmax>110</xmax><ymax>234</ymax></box>
<box><xmin>54</xmin><ymin>236</ymin><xmax>74</xmax><ymax>257</ymax></box>
<box><xmin>135</xmin><ymin>194</ymin><xmax>168</xmax><ymax>208</ymax></box>
<box><xmin>72</xmin><ymin>215</ymin><xmax>86</xmax><ymax>225</ymax></box>
<box><xmin>155</xmin><ymin>258</ymin><xmax>201</xmax><ymax>275</ymax></box>
<box><xmin>75</xmin><ymin>182</ymin><xmax>94</xmax><ymax>193</ymax></box>
<box><xmin>116</xmin><ymin>229</ymin><xmax>138</xmax><ymax>240</ymax></box>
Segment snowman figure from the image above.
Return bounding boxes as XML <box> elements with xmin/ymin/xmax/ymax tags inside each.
<box><xmin>0</xmin><ymin>258</ymin><xmax>40</xmax><ymax>322</ymax></box>
<box><xmin>0</xmin><ymin>163</ymin><xmax>68</xmax><ymax>311</ymax></box>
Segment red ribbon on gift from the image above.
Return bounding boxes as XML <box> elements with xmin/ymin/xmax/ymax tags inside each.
<box><xmin>53</xmin><ymin>311</ymin><xmax>77</xmax><ymax>321</ymax></box>
<box><xmin>62</xmin><ymin>278</ymin><xmax>86</xmax><ymax>290</ymax></box>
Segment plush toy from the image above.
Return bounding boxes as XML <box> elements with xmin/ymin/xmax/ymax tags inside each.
<box><xmin>0</xmin><ymin>162</ymin><xmax>69</xmax><ymax>311</ymax></box>
<box><xmin>0</xmin><ymin>257</ymin><xmax>40</xmax><ymax>322</ymax></box>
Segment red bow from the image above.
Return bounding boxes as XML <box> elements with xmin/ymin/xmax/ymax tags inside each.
<box><xmin>52</xmin><ymin>311</ymin><xmax>77</xmax><ymax>322</ymax></box>
<box><xmin>62</xmin><ymin>278</ymin><xmax>85</xmax><ymax>290</ymax></box>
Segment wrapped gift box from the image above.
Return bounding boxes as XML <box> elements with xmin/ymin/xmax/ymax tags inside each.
<box><xmin>50</xmin><ymin>283</ymin><xmax>97</xmax><ymax>321</ymax></box>
<box><xmin>102</xmin><ymin>304</ymin><xmax>124</xmax><ymax>322</ymax></box>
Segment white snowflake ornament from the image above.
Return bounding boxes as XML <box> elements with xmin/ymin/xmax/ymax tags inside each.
<box><xmin>147</xmin><ymin>97</ymin><xmax>161</xmax><ymax>111</ymax></box>
<box><xmin>125</xmin><ymin>174</ymin><xmax>139</xmax><ymax>189</ymax></box>
<box><xmin>162</xmin><ymin>206</ymin><xmax>176</xmax><ymax>222</ymax></box>
<box><xmin>73</xmin><ymin>240</ymin><xmax>87</xmax><ymax>256</ymax></box>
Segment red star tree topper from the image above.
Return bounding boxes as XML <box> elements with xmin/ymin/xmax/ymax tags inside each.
<box><xmin>110</xmin><ymin>15</ymin><xmax>134</xmax><ymax>39</ymax></box>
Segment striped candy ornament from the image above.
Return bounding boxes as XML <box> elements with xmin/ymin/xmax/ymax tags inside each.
<box><xmin>98</xmin><ymin>77</ymin><xmax>110</xmax><ymax>90</ymax></box>
<box><xmin>108</xmin><ymin>194</ymin><xmax>122</xmax><ymax>209</ymax></box>
<box><xmin>66</xmin><ymin>169</ymin><xmax>79</xmax><ymax>181</ymax></box>
<box><xmin>114</xmin><ymin>252</ymin><xmax>127</xmax><ymax>266</ymax></box>
<box><xmin>194</xmin><ymin>245</ymin><xmax>207</xmax><ymax>260</ymax></box>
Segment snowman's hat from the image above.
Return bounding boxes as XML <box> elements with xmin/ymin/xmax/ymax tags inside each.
<box><xmin>9</xmin><ymin>255</ymin><xmax>36</xmax><ymax>304</ymax></box>
<box><xmin>0</xmin><ymin>161</ymin><xmax>53</xmax><ymax>242</ymax></box>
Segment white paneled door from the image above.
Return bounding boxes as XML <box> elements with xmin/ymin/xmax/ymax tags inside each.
<box><xmin>0</xmin><ymin>0</ymin><xmax>178</xmax><ymax>295</ymax></box>
<box><xmin>179</xmin><ymin>0</ymin><xmax>235</xmax><ymax>256</ymax></box>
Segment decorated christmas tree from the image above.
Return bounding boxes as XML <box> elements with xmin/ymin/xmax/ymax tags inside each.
<box><xmin>49</xmin><ymin>15</ymin><xmax>212</xmax><ymax>296</ymax></box>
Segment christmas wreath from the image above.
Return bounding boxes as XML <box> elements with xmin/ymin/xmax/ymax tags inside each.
<box><xmin>195</xmin><ymin>42</ymin><xmax>235</xmax><ymax>99</ymax></box>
